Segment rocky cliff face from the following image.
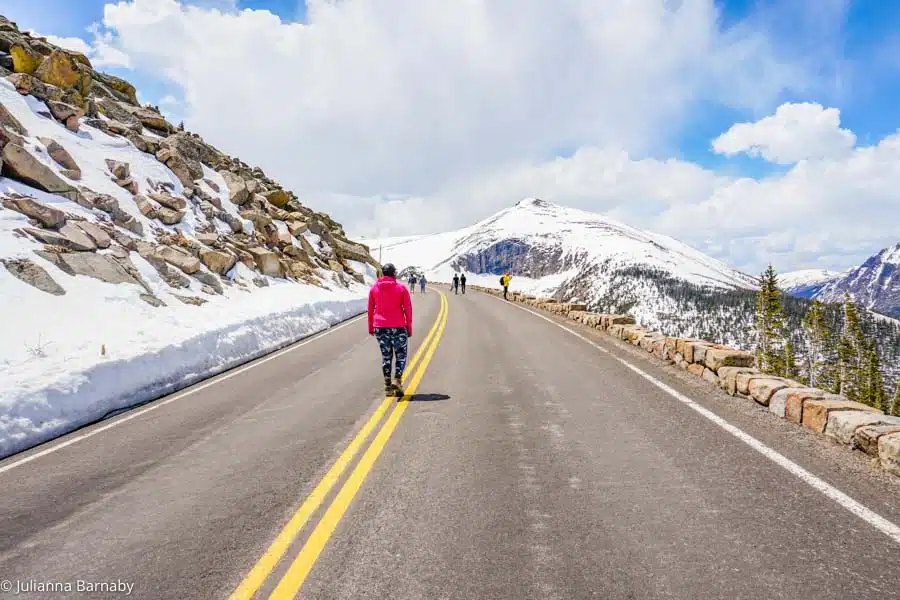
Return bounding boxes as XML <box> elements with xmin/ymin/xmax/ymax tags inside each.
<box><xmin>0</xmin><ymin>14</ymin><xmax>380</xmax><ymax>303</ymax></box>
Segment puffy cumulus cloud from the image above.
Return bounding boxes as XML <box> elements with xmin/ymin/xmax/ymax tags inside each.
<box><xmin>711</xmin><ymin>102</ymin><xmax>856</xmax><ymax>164</ymax></box>
<box><xmin>89</xmin><ymin>0</ymin><xmax>806</xmax><ymax>198</ymax></box>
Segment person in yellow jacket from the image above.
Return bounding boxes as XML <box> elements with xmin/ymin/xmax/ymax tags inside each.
<box><xmin>500</xmin><ymin>272</ymin><xmax>512</xmax><ymax>299</ymax></box>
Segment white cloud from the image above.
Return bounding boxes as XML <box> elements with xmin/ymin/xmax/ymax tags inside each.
<box><xmin>76</xmin><ymin>0</ymin><xmax>895</xmax><ymax>274</ymax></box>
<box><xmin>712</xmin><ymin>102</ymin><xmax>856</xmax><ymax>164</ymax></box>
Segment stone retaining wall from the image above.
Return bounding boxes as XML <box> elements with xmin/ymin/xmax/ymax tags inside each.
<box><xmin>469</xmin><ymin>284</ymin><xmax>900</xmax><ymax>480</ymax></box>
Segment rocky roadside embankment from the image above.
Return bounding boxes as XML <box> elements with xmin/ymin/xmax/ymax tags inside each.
<box><xmin>0</xmin><ymin>14</ymin><xmax>380</xmax><ymax>301</ymax></box>
<box><xmin>471</xmin><ymin>285</ymin><xmax>900</xmax><ymax>481</ymax></box>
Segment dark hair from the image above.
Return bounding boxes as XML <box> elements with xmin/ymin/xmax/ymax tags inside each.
<box><xmin>382</xmin><ymin>263</ymin><xmax>396</xmax><ymax>277</ymax></box>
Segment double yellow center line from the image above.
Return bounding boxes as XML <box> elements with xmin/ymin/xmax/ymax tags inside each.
<box><xmin>229</xmin><ymin>291</ymin><xmax>449</xmax><ymax>600</ymax></box>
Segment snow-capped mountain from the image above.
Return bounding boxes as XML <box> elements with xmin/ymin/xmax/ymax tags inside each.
<box><xmin>777</xmin><ymin>269</ymin><xmax>841</xmax><ymax>299</ymax></box>
<box><xmin>368</xmin><ymin>197</ymin><xmax>758</xmax><ymax>337</ymax></box>
<box><xmin>814</xmin><ymin>243</ymin><xmax>900</xmax><ymax>318</ymax></box>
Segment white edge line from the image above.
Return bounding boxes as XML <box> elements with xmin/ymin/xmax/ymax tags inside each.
<box><xmin>0</xmin><ymin>313</ymin><xmax>367</xmax><ymax>475</ymax></box>
<box><xmin>489</xmin><ymin>293</ymin><xmax>900</xmax><ymax>546</ymax></box>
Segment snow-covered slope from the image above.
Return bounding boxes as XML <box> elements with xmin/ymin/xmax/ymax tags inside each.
<box><xmin>371</xmin><ymin>198</ymin><xmax>758</xmax><ymax>332</ymax></box>
<box><xmin>777</xmin><ymin>269</ymin><xmax>841</xmax><ymax>299</ymax></box>
<box><xmin>814</xmin><ymin>243</ymin><xmax>900</xmax><ymax>317</ymax></box>
<box><xmin>0</xmin><ymin>20</ymin><xmax>380</xmax><ymax>458</ymax></box>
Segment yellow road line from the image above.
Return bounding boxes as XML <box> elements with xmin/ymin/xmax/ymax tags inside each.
<box><xmin>268</xmin><ymin>291</ymin><xmax>449</xmax><ymax>599</ymax></box>
<box><xmin>228</xmin><ymin>294</ymin><xmax>446</xmax><ymax>600</ymax></box>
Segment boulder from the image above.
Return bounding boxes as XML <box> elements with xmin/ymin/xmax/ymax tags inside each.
<box><xmin>134</xmin><ymin>195</ymin><xmax>155</xmax><ymax>217</ymax></box>
<box><xmin>148</xmin><ymin>192</ymin><xmax>187</xmax><ymax>211</ymax></box>
<box><xmin>704</xmin><ymin>348</ymin><xmax>755</xmax><ymax>372</ymax></box>
<box><xmin>6</xmin><ymin>73</ymin><xmax>64</xmax><ymax>104</ymax></box>
<box><xmin>36</xmin><ymin>249</ymin><xmax>140</xmax><ymax>286</ymax></box>
<box><xmin>105</xmin><ymin>159</ymin><xmax>130</xmax><ymax>180</ymax></box>
<box><xmin>71</xmin><ymin>220</ymin><xmax>111</xmax><ymax>249</ymax></box>
<box><xmin>195</xmin><ymin>232</ymin><xmax>220</xmax><ymax>247</ymax></box>
<box><xmin>220</xmin><ymin>171</ymin><xmax>250</xmax><ymax>206</ymax></box>
<box><xmin>801</xmin><ymin>399</ymin><xmax>881</xmax><ymax>433</ymax></box>
<box><xmin>120</xmin><ymin>104</ymin><xmax>174</xmax><ymax>134</ymax></box>
<box><xmin>687</xmin><ymin>363</ymin><xmax>706</xmax><ymax>378</ymax></box>
<box><xmin>1</xmin><ymin>196</ymin><xmax>66</xmax><ymax>228</ymax></box>
<box><xmin>96</xmin><ymin>97</ymin><xmax>141</xmax><ymax>127</ymax></box>
<box><xmin>768</xmin><ymin>387</ymin><xmax>831</xmax><ymax>421</ymax></box>
<box><xmin>683</xmin><ymin>341</ymin><xmax>712</xmax><ymax>364</ymax></box>
<box><xmin>748</xmin><ymin>377</ymin><xmax>798</xmax><ymax>407</ymax></box>
<box><xmin>93</xmin><ymin>72</ymin><xmax>138</xmax><ymax>105</ymax></box>
<box><xmin>878</xmin><ymin>434</ymin><xmax>900</xmax><ymax>478</ymax></box>
<box><xmin>115</xmin><ymin>178</ymin><xmax>139</xmax><ymax>195</ymax></box>
<box><xmin>0</xmin><ymin>124</ymin><xmax>26</xmax><ymax>150</ymax></box>
<box><xmin>239</xmin><ymin>209</ymin><xmax>272</xmax><ymax>232</ymax></box>
<box><xmin>144</xmin><ymin>255</ymin><xmax>190</xmax><ymax>289</ymax></box>
<box><xmin>248</xmin><ymin>247</ymin><xmax>282</xmax><ymax>277</ymax></box>
<box><xmin>856</xmin><ymin>425</ymin><xmax>900</xmax><ymax>457</ymax></box>
<box><xmin>38</xmin><ymin>137</ymin><xmax>79</xmax><ymax>172</ymax></box>
<box><xmin>736</xmin><ymin>372</ymin><xmax>764</xmax><ymax>397</ymax></box>
<box><xmin>34</xmin><ymin>50</ymin><xmax>89</xmax><ymax>94</ymax></box>
<box><xmin>191</xmin><ymin>269</ymin><xmax>223</xmax><ymax>295</ymax></box>
<box><xmin>153</xmin><ymin>245</ymin><xmax>201</xmax><ymax>274</ymax></box>
<box><xmin>173</xmin><ymin>294</ymin><xmax>207</xmax><ymax>306</ymax></box>
<box><xmin>154</xmin><ymin>206</ymin><xmax>187</xmax><ymax>225</ymax></box>
<box><xmin>25</xmin><ymin>223</ymin><xmax>96</xmax><ymax>251</ymax></box>
<box><xmin>2</xmin><ymin>144</ymin><xmax>79</xmax><ymax>201</ymax></box>
<box><xmin>265</xmin><ymin>188</ymin><xmax>290</xmax><ymax>208</ymax></box>
<box><xmin>824</xmin><ymin>412</ymin><xmax>900</xmax><ymax>446</ymax></box>
<box><xmin>140</xmin><ymin>294</ymin><xmax>166</xmax><ymax>307</ymax></box>
<box><xmin>10</xmin><ymin>43</ymin><xmax>42</xmax><ymax>74</ymax></box>
<box><xmin>0</xmin><ymin>102</ymin><xmax>26</xmax><ymax>135</ymax></box>
<box><xmin>717</xmin><ymin>367</ymin><xmax>759</xmax><ymax>396</ymax></box>
<box><xmin>46</xmin><ymin>101</ymin><xmax>83</xmax><ymax>129</ymax></box>
<box><xmin>200</xmin><ymin>249</ymin><xmax>236</xmax><ymax>274</ymax></box>
<box><xmin>2</xmin><ymin>257</ymin><xmax>65</xmax><ymax>295</ymax></box>
<box><xmin>156</xmin><ymin>148</ymin><xmax>195</xmax><ymax>187</ymax></box>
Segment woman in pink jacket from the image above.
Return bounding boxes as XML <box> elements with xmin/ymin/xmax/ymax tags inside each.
<box><xmin>368</xmin><ymin>263</ymin><xmax>413</xmax><ymax>396</ymax></box>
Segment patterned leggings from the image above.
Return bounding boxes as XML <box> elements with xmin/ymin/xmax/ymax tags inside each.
<box><xmin>375</xmin><ymin>328</ymin><xmax>409</xmax><ymax>378</ymax></box>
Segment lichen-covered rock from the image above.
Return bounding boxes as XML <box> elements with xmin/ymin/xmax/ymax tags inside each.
<box><xmin>34</xmin><ymin>50</ymin><xmax>89</xmax><ymax>96</ymax></box>
<box><xmin>10</xmin><ymin>43</ymin><xmax>42</xmax><ymax>74</ymax></box>
<box><xmin>2</xmin><ymin>257</ymin><xmax>65</xmax><ymax>295</ymax></box>
<box><xmin>1</xmin><ymin>195</ymin><xmax>66</xmax><ymax>228</ymax></box>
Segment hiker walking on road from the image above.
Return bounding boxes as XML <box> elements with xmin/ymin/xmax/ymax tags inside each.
<box><xmin>501</xmin><ymin>272</ymin><xmax>512</xmax><ymax>300</ymax></box>
<box><xmin>368</xmin><ymin>263</ymin><xmax>413</xmax><ymax>397</ymax></box>
<box><xmin>419</xmin><ymin>274</ymin><xmax>427</xmax><ymax>294</ymax></box>
<box><xmin>409</xmin><ymin>274</ymin><xmax>417</xmax><ymax>294</ymax></box>
<box><xmin>460</xmin><ymin>273</ymin><xmax>467</xmax><ymax>294</ymax></box>
<box><xmin>452</xmin><ymin>273</ymin><xmax>459</xmax><ymax>294</ymax></box>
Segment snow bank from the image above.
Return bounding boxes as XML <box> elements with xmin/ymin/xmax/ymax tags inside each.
<box><xmin>0</xmin><ymin>261</ymin><xmax>368</xmax><ymax>458</ymax></box>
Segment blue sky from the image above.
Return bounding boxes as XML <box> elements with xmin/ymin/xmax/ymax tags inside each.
<box><xmin>2</xmin><ymin>0</ymin><xmax>899</xmax><ymax>272</ymax></box>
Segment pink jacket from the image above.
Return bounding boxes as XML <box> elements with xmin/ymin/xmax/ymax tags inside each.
<box><xmin>368</xmin><ymin>276</ymin><xmax>413</xmax><ymax>336</ymax></box>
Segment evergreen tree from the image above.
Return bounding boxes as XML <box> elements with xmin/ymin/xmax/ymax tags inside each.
<box><xmin>838</xmin><ymin>296</ymin><xmax>868</xmax><ymax>402</ymax></box>
<box><xmin>178</xmin><ymin>120</ymin><xmax>185</xmax><ymax>131</ymax></box>
<box><xmin>784</xmin><ymin>340</ymin><xmax>800</xmax><ymax>382</ymax></box>
<box><xmin>755</xmin><ymin>265</ymin><xmax>787</xmax><ymax>376</ymax></box>
<box><xmin>802</xmin><ymin>300</ymin><xmax>835</xmax><ymax>389</ymax></box>
<box><xmin>893</xmin><ymin>384</ymin><xmax>900</xmax><ymax>417</ymax></box>
<box><xmin>865</xmin><ymin>347</ymin><xmax>886</xmax><ymax>411</ymax></box>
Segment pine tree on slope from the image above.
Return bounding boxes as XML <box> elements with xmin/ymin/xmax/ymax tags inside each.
<box><xmin>802</xmin><ymin>300</ymin><xmax>836</xmax><ymax>391</ymax></box>
<box><xmin>755</xmin><ymin>265</ymin><xmax>787</xmax><ymax>377</ymax></box>
<box><xmin>865</xmin><ymin>347</ymin><xmax>887</xmax><ymax>411</ymax></box>
<box><xmin>839</xmin><ymin>295</ymin><xmax>868</xmax><ymax>403</ymax></box>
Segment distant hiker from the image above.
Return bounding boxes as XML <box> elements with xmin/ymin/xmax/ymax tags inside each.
<box><xmin>409</xmin><ymin>274</ymin><xmax>417</xmax><ymax>294</ymax></box>
<box><xmin>419</xmin><ymin>275</ymin><xmax>427</xmax><ymax>293</ymax></box>
<box><xmin>500</xmin><ymin>272</ymin><xmax>512</xmax><ymax>300</ymax></box>
<box><xmin>368</xmin><ymin>263</ymin><xmax>413</xmax><ymax>397</ymax></box>
<box><xmin>452</xmin><ymin>273</ymin><xmax>460</xmax><ymax>294</ymax></box>
<box><xmin>460</xmin><ymin>273</ymin><xmax>467</xmax><ymax>294</ymax></box>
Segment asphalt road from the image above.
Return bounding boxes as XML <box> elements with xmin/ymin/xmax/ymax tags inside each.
<box><xmin>2</xmin><ymin>284</ymin><xmax>900</xmax><ymax>600</ymax></box>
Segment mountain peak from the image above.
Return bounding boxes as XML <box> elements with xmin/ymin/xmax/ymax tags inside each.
<box><xmin>514</xmin><ymin>197</ymin><xmax>553</xmax><ymax>209</ymax></box>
